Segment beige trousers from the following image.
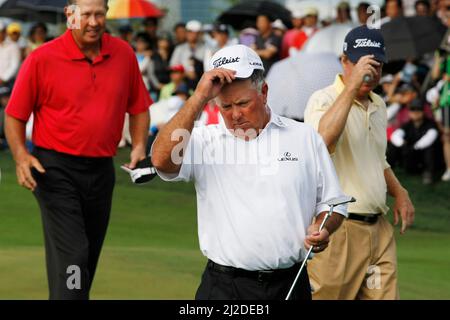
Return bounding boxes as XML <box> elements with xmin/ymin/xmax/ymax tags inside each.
<box><xmin>307</xmin><ymin>215</ymin><xmax>399</xmax><ymax>300</ymax></box>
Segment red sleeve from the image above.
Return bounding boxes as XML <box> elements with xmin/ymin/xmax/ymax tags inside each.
<box><xmin>127</xmin><ymin>50</ymin><xmax>153</xmax><ymax>115</ymax></box>
<box><xmin>5</xmin><ymin>53</ymin><xmax>39</xmax><ymax>121</ymax></box>
<box><xmin>281</xmin><ymin>32</ymin><xmax>290</xmax><ymax>59</ymax></box>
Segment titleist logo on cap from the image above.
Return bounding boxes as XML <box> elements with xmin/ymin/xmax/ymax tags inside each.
<box><xmin>353</xmin><ymin>38</ymin><xmax>381</xmax><ymax>49</ymax></box>
<box><xmin>213</xmin><ymin>56</ymin><xmax>240</xmax><ymax>68</ymax></box>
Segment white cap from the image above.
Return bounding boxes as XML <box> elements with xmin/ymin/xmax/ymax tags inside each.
<box><xmin>209</xmin><ymin>44</ymin><xmax>264</xmax><ymax>78</ymax></box>
<box><xmin>186</xmin><ymin>20</ymin><xmax>202</xmax><ymax>32</ymax></box>
<box><xmin>380</xmin><ymin>74</ymin><xmax>394</xmax><ymax>84</ymax></box>
<box><xmin>272</xmin><ymin>19</ymin><xmax>286</xmax><ymax>30</ymax></box>
<box><xmin>292</xmin><ymin>9</ymin><xmax>303</xmax><ymax>19</ymax></box>
<box><xmin>304</xmin><ymin>7</ymin><xmax>319</xmax><ymax>17</ymax></box>
<box><xmin>0</xmin><ymin>21</ymin><xmax>6</xmax><ymax>31</ymax></box>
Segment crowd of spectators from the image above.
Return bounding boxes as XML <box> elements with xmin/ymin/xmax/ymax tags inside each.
<box><xmin>0</xmin><ymin>0</ymin><xmax>449</xmax><ymax>184</ymax></box>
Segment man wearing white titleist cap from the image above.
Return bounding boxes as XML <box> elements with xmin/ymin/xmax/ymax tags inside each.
<box><xmin>152</xmin><ymin>44</ymin><xmax>348</xmax><ymax>300</ymax></box>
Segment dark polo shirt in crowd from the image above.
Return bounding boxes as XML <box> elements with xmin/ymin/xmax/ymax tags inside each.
<box><xmin>255</xmin><ymin>31</ymin><xmax>282</xmax><ymax>74</ymax></box>
<box><xmin>6</xmin><ymin>29</ymin><xmax>152</xmax><ymax>157</ymax></box>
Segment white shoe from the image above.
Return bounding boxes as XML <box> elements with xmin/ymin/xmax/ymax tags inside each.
<box><xmin>442</xmin><ymin>169</ymin><xmax>450</xmax><ymax>182</ymax></box>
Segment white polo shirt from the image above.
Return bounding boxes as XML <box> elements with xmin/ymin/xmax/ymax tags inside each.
<box><xmin>156</xmin><ymin>111</ymin><xmax>348</xmax><ymax>271</ymax></box>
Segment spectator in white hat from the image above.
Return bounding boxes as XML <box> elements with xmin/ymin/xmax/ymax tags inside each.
<box><xmin>272</xmin><ymin>19</ymin><xmax>287</xmax><ymax>38</ymax></box>
<box><xmin>288</xmin><ymin>7</ymin><xmax>320</xmax><ymax>56</ymax></box>
<box><xmin>170</xmin><ymin>20</ymin><xmax>206</xmax><ymax>88</ymax></box>
<box><xmin>281</xmin><ymin>9</ymin><xmax>304</xmax><ymax>58</ymax></box>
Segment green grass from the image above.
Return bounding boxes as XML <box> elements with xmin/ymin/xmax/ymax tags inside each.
<box><xmin>0</xmin><ymin>148</ymin><xmax>449</xmax><ymax>299</ymax></box>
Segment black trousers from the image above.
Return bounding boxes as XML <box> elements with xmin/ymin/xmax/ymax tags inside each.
<box><xmin>31</xmin><ymin>147</ymin><xmax>115</xmax><ymax>300</ymax></box>
<box><xmin>195</xmin><ymin>260</ymin><xmax>312</xmax><ymax>300</ymax></box>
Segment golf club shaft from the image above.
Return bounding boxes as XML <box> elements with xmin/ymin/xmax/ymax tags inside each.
<box><xmin>285</xmin><ymin>205</ymin><xmax>334</xmax><ymax>300</ymax></box>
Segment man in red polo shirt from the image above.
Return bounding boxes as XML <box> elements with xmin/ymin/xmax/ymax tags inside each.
<box><xmin>4</xmin><ymin>0</ymin><xmax>152</xmax><ymax>300</ymax></box>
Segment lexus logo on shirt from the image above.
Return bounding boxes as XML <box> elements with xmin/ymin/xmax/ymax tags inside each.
<box><xmin>278</xmin><ymin>152</ymin><xmax>299</xmax><ymax>162</ymax></box>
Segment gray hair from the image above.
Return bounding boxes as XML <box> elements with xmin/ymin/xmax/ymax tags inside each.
<box><xmin>250</xmin><ymin>69</ymin><xmax>265</xmax><ymax>92</ymax></box>
<box><xmin>67</xmin><ymin>0</ymin><xmax>109</xmax><ymax>7</ymax></box>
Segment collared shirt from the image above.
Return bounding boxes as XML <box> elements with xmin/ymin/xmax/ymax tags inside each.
<box><xmin>304</xmin><ymin>74</ymin><xmax>390</xmax><ymax>215</ymax></box>
<box><xmin>169</xmin><ymin>42</ymin><xmax>206</xmax><ymax>73</ymax></box>
<box><xmin>0</xmin><ymin>38</ymin><xmax>21</xmax><ymax>82</ymax></box>
<box><xmin>155</xmin><ymin>111</ymin><xmax>347</xmax><ymax>270</ymax></box>
<box><xmin>6</xmin><ymin>30</ymin><xmax>151</xmax><ymax>157</ymax></box>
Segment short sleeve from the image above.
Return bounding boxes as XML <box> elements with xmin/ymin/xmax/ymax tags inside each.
<box><xmin>5</xmin><ymin>53</ymin><xmax>39</xmax><ymax>122</ymax></box>
<box><xmin>304</xmin><ymin>89</ymin><xmax>333</xmax><ymax>131</ymax></box>
<box><xmin>127</xmin><ymin>50</ymin><xmax>153</xmax><ymax>115</ymax></box>
<box><xmin>153</xmin><ymin>127</ymin><xmax>204</xmax><ymax>182</ymax></box>
<box><xmin>268</xmin><ymin>35</ymin><xmax>282</xmax><ymax>51</ymax></box>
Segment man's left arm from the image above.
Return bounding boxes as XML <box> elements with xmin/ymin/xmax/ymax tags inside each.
<box><xmin>305</xmin><ymin>212</ymin><xmax>344</xmax><ymax>253</ymax></box>
<box><xmin>305</xmin><ymin>136</ymin><xmax>348</xmax><ymax>253</ymax></box>
<box><xmin>128</xmin><ymin>111</ymin><xmax>150</xmax><ymax>169</ymax></box>
<box><xmin>384</xmin><ymin>167</ymin><xmax>415</xmax><ymax>234</ymax></box>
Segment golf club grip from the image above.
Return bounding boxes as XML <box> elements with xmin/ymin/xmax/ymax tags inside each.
<box><xmin>285</xmin><ymin>205</ymin><xmax>334</xmax><ymax>300</ymax></box>
<box><xmin>363</xmin><ymin>74</ymin><xmax>372</xmax><ymax>83</ymax></box>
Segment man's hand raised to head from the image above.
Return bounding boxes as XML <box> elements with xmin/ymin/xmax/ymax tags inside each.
<box><xmin>152</xmin><ymin>68</ymin><xmax>235</xmax><ymax>174</ymax></box>
<box><xmin>346</xmin><ymin>54</ymin><xmax>381</xmax><ymax>92</ymax></box>
<box><xmin>193</xmin><ymin>68</ymin><xmax>236</xmax><ymax>105</ymax></box>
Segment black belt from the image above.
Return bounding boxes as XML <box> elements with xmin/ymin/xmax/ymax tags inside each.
<box><xmin>33</xmin><ymin>147</ymin><xmax>112</xmax><ymax>165</ymax></box>
<box><xmin>207</xmin><ymin>260</ymin><xmax>300</xmax><ymax>282</ymax></box>
<box><xmin>347</xmin><ymin>213</ymin><xmax>382</xmax><ymax>224</ymax></box>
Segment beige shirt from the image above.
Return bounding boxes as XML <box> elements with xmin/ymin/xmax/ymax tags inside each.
<box><xmin>305</xmin><ymin>74</ymin><xmax>390</xmax><ymax>215</ymax></box>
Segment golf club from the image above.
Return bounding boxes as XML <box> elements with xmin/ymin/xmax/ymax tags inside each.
<box><xmin>363</xmin><ymin>74</ymin><xmax>373</xmax><ymax>83</ymax></box>
<box><xmin>285</xmin><ymin>195</ymin><xmax>356</xmax><ymax>300</ymax></box>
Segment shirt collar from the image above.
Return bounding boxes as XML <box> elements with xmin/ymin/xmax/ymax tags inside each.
<box><xmin>62</xmin><ymin>29</ymin><xmax>112</xmax><ymax>62</ymax></box>
<box><xmin>267</xmin><ymin>108</ymin><xmax>288</xmax><ymax>128</ymax></box>
<box><xmin>333</xmin><ymin>74</ymin><xmax>378</xmax><ymax>110</ymax></box>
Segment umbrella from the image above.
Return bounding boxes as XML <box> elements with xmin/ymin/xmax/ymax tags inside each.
<box><xmin>302</xmin><ymin>23</ymin><xmax>354</xmax><ymax>57</ymax></box>
<box><xmin>107</xmin><ymin>0</ymin><xmax>163</xmax><ymax>20</ymax></box>
<box><xmin>217</xmin><ymin>0</ymin><xmax>292</xmax><ymax>31</ymax></box>
<box><xmin>381</xmin><ymin>16</ymin><xmax>447</xmax><ymax>62</ymax></box>
<box><xmin>285</xmin><ymin>0</ymin><xmax>336</xmax><ymax>22</ymax></box>
<box><xmin>17</xmin><ymin>0</ymin><xmax>65</xmax><ymax>12</ymax></box>
<box><xmin>0</xmin><ymin>0</ymin><xmax>65</xmax><ymax>23</ymax></box>
<box><xmin>266</xmin><ymin>51</ymin><xmax>342</xmax><ymax>120</ymax></box>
